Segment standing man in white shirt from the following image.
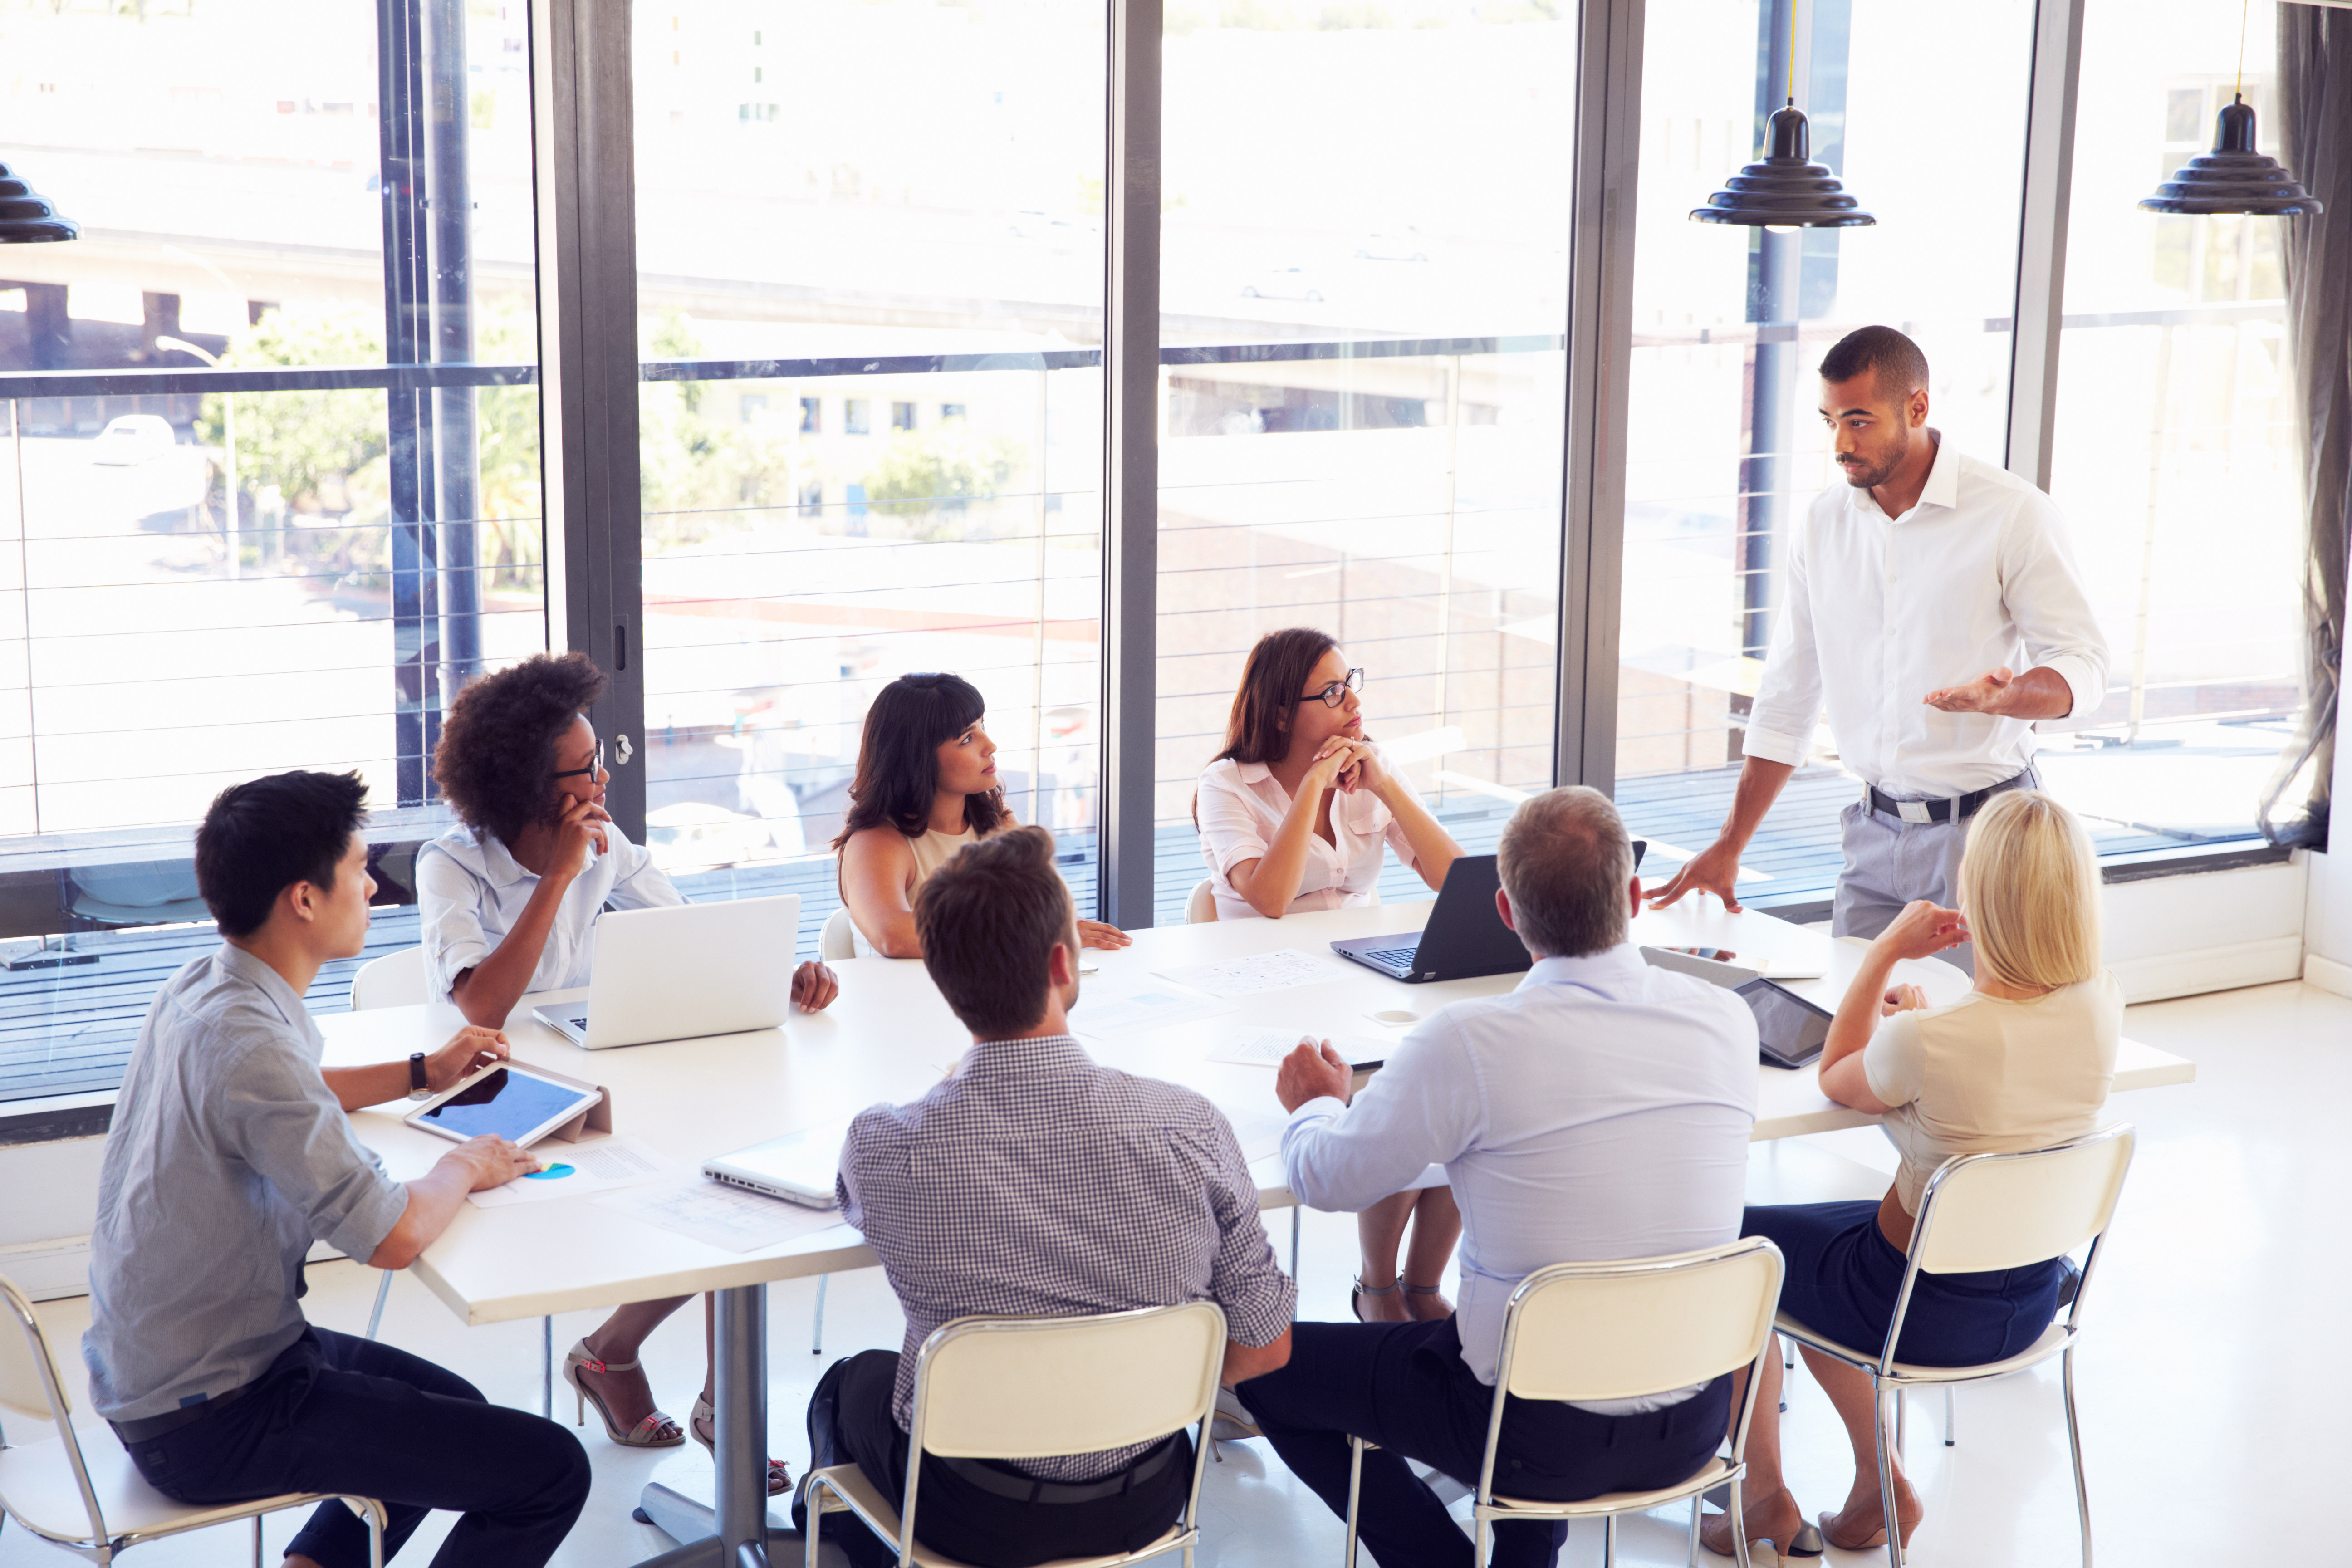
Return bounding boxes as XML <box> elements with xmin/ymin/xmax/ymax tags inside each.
<box><xmin>1646</xmin><ymin>326</ymin><xmax>2109</xmax><ymax>973</ymax></box>
<box><xmin>1235</xmin><ymin>787</ymin><xmax>1757</xmax><ymax>1568</ymax></box>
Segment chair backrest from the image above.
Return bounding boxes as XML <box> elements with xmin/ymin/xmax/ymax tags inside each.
<box><xmin>1497</xmin><ymin>1239</ymin><xmax>1784</xmax><ymax>1405</ymax></box>
<box><xmin>819</xmin><ymin>906</ymin><xmax>858</xmax><ymax>962</ymax></box>
<box><xmin>0</xmin><ymin>1272</ymin><xmax>108</xmax><ymax>1544</ymax></box>
<box><xmin>1185</xmin><ymin>879</ymin><xmax>1217</xmax><ymax>925</ymax></box>
<box><xmin>910</xmin><ymin>1302</ymin><xmax>1226</xmax><ymax>1462</ymax></box>
<box><xmin>349</xmin><ymin>946</ymin><xmax>429</xmax><ymax>1011</ymax></box>
<box><xmin>1911</xmin><ymin>1124</ymin><xmax>2136</xmax><ymax>1276</ymax></box>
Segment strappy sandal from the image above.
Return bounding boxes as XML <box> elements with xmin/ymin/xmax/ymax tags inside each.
<box><xmin>1351</xmin><ymin>1277</ymin><xmax>1400</xmax><ymax>1322</ymax></box>
<box><xmin>561</xmin><ymin>1339</ymin><xmax>683</xmax><ymax>1447</ymax></box>
<box><xmin>1403</xmin><ymin>1281</ymin><xmax>1452</xmax><ymax>1320</ymax></box>
<box><xmin>691</xmin><ymin>1396</ymin><xmax>792</xmax><ymax>1495</ymax></box>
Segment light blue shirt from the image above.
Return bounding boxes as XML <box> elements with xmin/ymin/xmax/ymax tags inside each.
<box><xmin>85</xmin><ymin>946</ymin><xmax>411</xmax><ymax>1421</ymax></box>
<box><xmin>415</xmin><ymin>822</ymin><xmax>681</xmax><ymax>1002</ymax></box>
<box><xmin>1281</xmin><ymin>943</ymin><xmax>1759</xmax><ymax>1406</ymax></box>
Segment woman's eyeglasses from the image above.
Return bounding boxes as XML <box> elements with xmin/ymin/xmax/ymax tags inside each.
<box><xmin>1302</xmin><ymin>668</ymin><xmax>1365</xmax><ymax>708</ymax></box>
<box><xmin>551</xmin><ymin>741</ymin><xmax>604</xmax><ymax>781</ymax></box>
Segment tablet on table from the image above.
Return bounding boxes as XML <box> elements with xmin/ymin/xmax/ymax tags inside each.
<box><xmin>404</xmin><ymin>1063</ymin><xmax>604</xmax><ymax>1148</ymax></box>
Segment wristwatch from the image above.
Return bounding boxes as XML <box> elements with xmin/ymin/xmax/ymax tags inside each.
<box><xmin>407</xmin><ymin>1052</ymin><xmax>432</xmax><ymax>1101</ymax></box>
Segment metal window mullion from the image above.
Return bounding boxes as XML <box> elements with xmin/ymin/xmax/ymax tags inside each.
<box><xmin>529</xmin><ymin>0</ymin><xmax>647</xmax><ymax>839</ymax></box>
<box><xmin>2005</xmin><ymin>0</ymin><xmax>2086</xmax><ymax>490</ymax></box>
<box><xmin>1555</xmin><ymin>0</ymin><xmax>1645</xmax><ymax>793</ymax></box>
<box><xmin>1100</xmin><ymin>0</ymin><xmax>1161</xmax><ymax>928</ymax></box>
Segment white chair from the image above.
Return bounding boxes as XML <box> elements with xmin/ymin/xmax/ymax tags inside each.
<box><xmin>1773</xmin><ymin>1124</ymin><xmax>2136</xmax><ymax>1568</ymax></box>
<box><xmin>348</xmin><ymin>946</ymin><xmax>427</xmax><ymax>1011</ymax></box>
<box><xmin>0</xmin><ymin>1274</ymin><xmax>387</xmax><ymax>1568</ymax></box>
<box><xmin>804</xmin><ymin>1301</ymin><xmax>1225</xmax><ymax>1568</ymax></box>
<box><xmin>1343</xmin><ymin>1237</ymin><xmax>1786</xmax><ymax>1568</ymax></box>
<box><xmin>1184</xmin><ymin>880</ymin><xmax>1216</xmax><ymax>925</ymax></box>
<box><xmin>820</xmin><ymin>907</ymin><xmax>859</xmax><ymax>961</ymax></box>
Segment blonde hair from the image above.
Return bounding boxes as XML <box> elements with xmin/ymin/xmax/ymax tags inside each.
<box><xmin>1956</xmin><ymin>790</ymin><xmax>2101</xmax><ymax>990</ymax></box>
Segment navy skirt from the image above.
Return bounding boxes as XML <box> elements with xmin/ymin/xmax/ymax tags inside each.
<box><xmin>1744</xmin><ymin>1201</ymin><xmax>2064</xmax><ymax>1367</ymax></box>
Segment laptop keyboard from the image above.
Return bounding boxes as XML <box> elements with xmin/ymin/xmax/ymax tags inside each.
<box><xmin>1363</xmin><ymin>948</ymin><xmax>1418</xmax><ymax>966</ymax></box>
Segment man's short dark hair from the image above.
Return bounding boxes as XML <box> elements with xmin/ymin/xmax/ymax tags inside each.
<box><xmin>196</xmin><ymin>770</ymin><xmax>369</xmax><ymax>939</ymax></box>
<box><xmin>1819</xmin><ymin>325</ymin><xmax>1930</xmax><ymax>398</ymax></box>
<box><xmin>1495</xmin><ymin>787</ymin><xmax>1633</xmax><ymax>958</ymax></box>
<box><xmin>915</xmin><ymin>826</ymin><xmax>1075</xmax><ymax>1039</ymax></box>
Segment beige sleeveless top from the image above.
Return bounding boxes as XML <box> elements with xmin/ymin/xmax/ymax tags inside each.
<box><xmin>848</xmin><ymin>827</ymin><xmax>978</xmax><ymax>957</ymax></box>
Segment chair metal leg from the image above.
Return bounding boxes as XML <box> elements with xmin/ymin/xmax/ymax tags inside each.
<box><xmin>1943</xmin><ymin>1385</ymin><xmax>1955</xmax><ymax>1447</ymax></box>
<box><xmin>1874</xmin><ymin>1386</ymin><xmax>1905</xmax><ymax>1568</ymax></box>
<box><xmin>1604</xmin><ymin>1512</ymin><xmax>1620</xmax><ymax>1568</ymax></box>
<box><xmin>1290</xmin><ymin>1204</ymin><xmax>1302</xmax><ymax>1279</ymax></box>
<box><xmin>1688</xmin><ymin>1496</ymin><xmax>1702</xmax><ymax>1568</ymax></box>
<box><xmin>2063</xmin><ymin>1347</ymin><xmax>2092</xmax><ymax>1568</ymax></box>
<box><xmin>366</xmin><ymin>1270</ymin><xmax>392</xmax><ymax>1340</ymax></box>
<box><xmin>1343</xmin><ymin>1436</ymin><xmax>1365</xmax><ymax>1568</ymax></box>
<box><xmin>1728</xmin><ymin>1474</ymin><xmax>1751</xmax><ymax>1568</ymax></box>
<box><xmin>1895</xmin><ymin>1386</ymin><xmax>1906</xmax><ymax>1461</ymax></box>
<box><xmin>544</xmin><ymin>1315</ymin><xmax>554</xmax><ymax>1420</ymax></box>
<box><xmin>812</xmin><ymin>1274</ymin><xmax>829</xmax><ymax>1356</ymax></box>
<box><xmin>253</xmin><ymin>1514</ymin><xmax>264</xmax><ymax>1568</ymax></box>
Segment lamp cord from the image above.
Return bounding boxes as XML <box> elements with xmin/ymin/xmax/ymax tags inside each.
<box><xmin>2235</xmin><ymin>0</ymin><xmax>2249</xmax><ymax>103</ymax></box>
<box><xmin>1788</xmin><ymin>2</ymin><xmax>1797</xmax><ymax>108</ymax></box>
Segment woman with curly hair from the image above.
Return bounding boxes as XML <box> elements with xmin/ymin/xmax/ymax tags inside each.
<box><xmin>833</xmin><ymin>671</ymin><xmax>1129</xmax><ymax>957</ymax></box>
<box><xmin>418</xmin><ymin>650</ymin><xmax>829</xmax><ymax>1492</ymax></box>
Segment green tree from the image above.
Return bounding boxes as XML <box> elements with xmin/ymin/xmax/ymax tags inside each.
<box><xmin>862</xmin><ymin>420</ymin><xmax>1022</xmax><ymax>539</ymax></box>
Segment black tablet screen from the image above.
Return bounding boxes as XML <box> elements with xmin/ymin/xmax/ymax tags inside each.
<box><xmin>1736</xmin><ymin>978</ymin><xmax>1832</xmax><ymax>1068</ymax></box>
<box><xmin>417</xmin><ymin>1068</ymin><xmax>592</xmax><ymax>1142</ymax></box>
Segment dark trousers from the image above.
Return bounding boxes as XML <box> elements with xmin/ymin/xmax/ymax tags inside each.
<box><xmin>116</xmin><ymin>1326</ymin><xmax>590</xmax><ymax>1568</ymax></box>
<box><xmin>1235</xmin><ymin>1318</ymin><xmax>1732</xmax><ymax>1568</ymax></box>
<box><xmin>794</xmin><ymin>1349</ymin><xmax>1191</xmax><ymax>1568</ymax></box>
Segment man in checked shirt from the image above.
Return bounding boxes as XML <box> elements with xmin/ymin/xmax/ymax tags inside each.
<box><xmin>797</xmin><ymin>825</ymin><xmax>1295</xmax><ymax>1568</ymax></box>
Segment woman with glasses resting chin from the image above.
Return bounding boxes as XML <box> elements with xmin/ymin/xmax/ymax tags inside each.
<box><xmin>417</xmin><ymin>651</ymin><xmax>836</xmax><ymax>1495</ymax></box>
<box><xmin>1194</xmin><ymin>627</ymin><xmax>1466</xmax><ymax>1324</ymax></box>
<box><xmin>834</xmin><ymin>671</ymin><xmax>1131</xmax><ymax>958</ymax></box>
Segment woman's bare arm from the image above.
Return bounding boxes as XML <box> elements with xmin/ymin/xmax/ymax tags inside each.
<box><xmin>838</xmin><ymin>828</ymin><xmax>923</xmax><ymax>957</ymax></box>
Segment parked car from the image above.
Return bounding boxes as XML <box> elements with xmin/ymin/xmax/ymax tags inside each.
<box><xmin>89</xmin><ymin>415</ymin><xmax>177</xmax><ymax>467</ymax></box>
<box><xmin>1241</xmin><ymin>266</ymin><xmax>1325</xmax><ymax>302</ymax></box>
<box><xmin>644</xmin><ymin>801</ymin><xmax>780</xmax><ymax>873</ymax></box>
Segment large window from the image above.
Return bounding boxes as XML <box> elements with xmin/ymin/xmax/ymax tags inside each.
<box><xmin>1151</xmin><ymin>3</ymin><xmax>1576</xmax><ymax>921</ymax></box>
<box><xmin>2040</xmin><ymin>0</ymin><xmax>2301</xmax><ymax>849</ymax></box>
<box><xmin>1617</xmin><ymin>0</ymin><xmax>2034</xmax><ymax>906</ymax></box>
<box><xmin>630</xmin><ymin>0</ymin><xmax>1106</xmax><ymax>946</ymax></box>
<box><xmin>0</xmin><ymin>0</ymin><xmax>543</xmax><ymax>1100</ymax></box>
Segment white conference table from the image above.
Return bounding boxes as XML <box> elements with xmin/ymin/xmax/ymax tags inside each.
<box><xmin>321</xmin><ymin>898</ymin><xmax>2193</xmax><ymax>1565</ymax></box>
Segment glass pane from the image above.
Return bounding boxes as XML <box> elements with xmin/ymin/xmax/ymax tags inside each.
<box><xmin>0</xmin><ymin>0</ymin><xmax>544</xmax><ymax>1102</ymax></box>
<box><xmin>632</xmin><ymin>1</ymin><xmax>1106</xmax><ymax>946</ymax></box>
<box><xmin>1618</xmin><ymin>0</ymin><xmax>2033</xmax><ymax>907</ymax></box>
<box><xmin>1154</xmin><ymin>9</ymin><xmax>1575</xmax><ymax>922</ymax></box>
<box><xmin>2042</xmin><ymin>0</ymin><xmax>2295</xmax><ymax>848</ymax></box>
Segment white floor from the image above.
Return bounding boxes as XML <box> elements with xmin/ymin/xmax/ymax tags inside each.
<box><xmin>6</xmin><ymin>977</ymin><xmax>2347</xmax><ymax>1568</ymax></box>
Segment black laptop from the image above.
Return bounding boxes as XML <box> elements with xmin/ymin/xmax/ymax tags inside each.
<box><xmin>1331</xmin><ymin>843</ymin><xmax>1647</xmax><ymax>984</ymax></box>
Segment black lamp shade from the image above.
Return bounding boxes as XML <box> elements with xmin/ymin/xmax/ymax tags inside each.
<box><xmin>2141</xmin><ymin>99</ymin><xmax>2322</xmax><ymax>216</ymax></box>
<box><xmin>1690</xmin><ymin>103</ymin><xmax>1875</xmax><ymax>229</ymax></box>
<box><xmin>0</xmin><ymin>160</ymin><xmax>78</xmax><ymax>243</ymax></box>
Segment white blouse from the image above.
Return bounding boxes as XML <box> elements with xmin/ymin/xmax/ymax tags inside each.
<box><xmin>1195</xmin><ymin>753</ymin><xmax>1424</xmax><ymax>921</ymax></box>
<box><xmin>414</xmin><ymin>822</ymin><xmax>682</xmax><ymax>1002</ymax></box>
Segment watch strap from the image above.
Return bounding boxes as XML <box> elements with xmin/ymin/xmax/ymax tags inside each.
<box><xmin>408</xmin><ymin>1052</ymin><xmax>429</xmax><ymax>1099</ymax></box>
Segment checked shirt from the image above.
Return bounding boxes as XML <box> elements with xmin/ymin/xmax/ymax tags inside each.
<box><xmin>838</xmin><ymin>1032</ymin><xmax>1295</xmax><ymax>1480</ymax></box>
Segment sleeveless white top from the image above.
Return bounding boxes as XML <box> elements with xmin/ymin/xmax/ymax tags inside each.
<box><xmin>848</xmin><ymin>827</ymin><xmax>978</xmax><ymax>957</ymax></box>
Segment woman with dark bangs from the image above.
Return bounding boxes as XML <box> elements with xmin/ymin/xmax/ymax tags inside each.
<box><xmin>834</xmin><ymin>672</ymin><xmax>1130</xmax><ymax>958</ymax></box>
<box><xmin>419</xmin><ymin>650</ymin><xmax>828</xmax><ymax>1493</ymax></box>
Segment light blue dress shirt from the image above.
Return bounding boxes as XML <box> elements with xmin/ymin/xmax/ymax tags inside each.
<box><xmin>84</xmin><ymin>946</ymin><xmax>411</xmax><ymax>1422</ymax></box>
<box><xmin>1281</xmin><ymin>943</ymin><xmax>1759</xmax><ymax>1406</ymax></box>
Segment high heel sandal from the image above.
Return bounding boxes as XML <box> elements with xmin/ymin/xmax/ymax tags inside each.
<box><xmin>1403</xmin><ymin>1282</ymin><xmax>1452</xmax><ymax>1320</ymax></box>
<box><xmin>1350</xmin><ymin>1278</ymin><xmax>1400</xmax><ymax>1322</ymax></box>
<box><xmin>1816</xmin><ymin>1497</ymin><xmax>1919</xmax><ymax>1553</ymax></box>
<box><xmin>691</xmin><ymin>1396</ymin><xmax>792</xmax><ymax>1494</ymax></box>
<box><xmin>561</xmin><ymin>1340</ymin><xmax>683</xmax><ymax>1447</ymax></box>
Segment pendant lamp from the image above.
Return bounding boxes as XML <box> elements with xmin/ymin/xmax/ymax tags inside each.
<box><xmin>0</xmin><ymin>159</ymin><xmax>77</xmax><ymax>243</ymax></box>
<box><xmin>2141</xmin><ymin>95</ymin><xmax>2322</xmax><ymax>216</ymax></box>
<box><xmin>1690</xmin><ymin>99</ymin><xmax>1875</xmax><ymax>230</ymax></box>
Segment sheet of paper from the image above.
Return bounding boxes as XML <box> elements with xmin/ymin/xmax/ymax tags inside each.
<box><xmin>1067</xmin><ymin>986</ymin><xmax>1235</xmax><ymax>1041</ymax></box>
<box><xmin>1155</xmin><ymin>948</ymin><xmax>1349</xmax><ymax>999</ymax></box>
<box><xmin>468</xmin><ymin>1134</ymin><xmax>676</xmax><ymax>1208</ymax></box>
<box><xmin>595</xmin><ymin>1178</ymin><xmax>843</xmax><ymax>1254</ymax></box>
<box><xmin>1205</xmin><ymin>1029</ymin><xmax>1390</xmax><ymax>1069</ymax></box>
<box><xmin>1227</xmin><ymin>1109</ymin><xmax>1292</xmax><ymax>1164</ymax></box>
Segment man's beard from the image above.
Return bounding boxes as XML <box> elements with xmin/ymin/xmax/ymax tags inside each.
<box><xmin>1837</xmin><ymin>426</ymin><xmax>1907</xmax><ymax>490</ymax></box>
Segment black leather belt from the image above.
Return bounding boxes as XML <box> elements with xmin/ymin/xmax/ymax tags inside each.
<box><xmin>935</xmin><ymin>1435</ymin><xmax>1180</xmax><ymax>1505</ymax></box>
<box><xmin>1865</xmin><ymin>769</ymin><xmax>2032</xmax><ymax>827</ymax></box>
<box><xmin>108</xmin><ymin>1377</ymin><xmax>260</xmax><ymax>1443</ymax></box>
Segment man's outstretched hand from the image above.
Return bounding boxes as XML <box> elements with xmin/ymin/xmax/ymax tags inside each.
<box><xmin>1645</xmin><ymin>837</ymin><xmax>1744</xmax><ymax>914</ymax></box>
<box><xmin>1923</xmin><ymin>666</ymin><xmax>2019</xmax><ymax>715</ymax></box>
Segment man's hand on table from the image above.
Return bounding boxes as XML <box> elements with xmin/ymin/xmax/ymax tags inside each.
<box><xmin>1644</xmin><ymin>836</ymin><xmax>1746</xmax><ymax>914</ymax></box>
<box><xmin>446</xmin><ymin>1134</ymin><xmax>540</xmax><ymax>1190</ymax></box>
<box><xmin>1276</xmin><ymin>1039</ymin><xmax>1354</xmax><ymax>1112</ymax></box>
<box><xmin>424</xmin><ymin>1026</ymin><xmax>510</xmax><ymax>1092</ymax></box>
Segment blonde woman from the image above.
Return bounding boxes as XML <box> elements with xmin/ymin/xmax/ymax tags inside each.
<box><xmin>1703</xmin><ymin>790</ymin><xmax>2119</xmax><ymax>1559</ymax></box>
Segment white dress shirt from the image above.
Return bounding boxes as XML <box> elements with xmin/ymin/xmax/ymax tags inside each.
<box><xmin>1195</xmin><ymin>752</ymin><xmax>1424</xmax><ymax>921</ymax></box>
<box><xmin>415</xmin><ymin>822</ymin><xmax>682</xmax><ymax>1002</ymax></box>
<box><xmin>1743</xmin><ymin>436</ymin><xmax>2110</xmax><ymax>798</ymax></box>
<box><xmin>1280</xmin><ymin>944</ymin><xmax>1759</xmax><ymax>1406</ymax></box>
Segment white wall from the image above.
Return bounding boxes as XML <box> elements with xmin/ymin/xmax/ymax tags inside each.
<box><xmin>0</xmin><ymin>1135</ymin><xmax>107</xmax><ymax>1300</ymax></box>
<box><xmin>2103</xmin><ymin>854</ymin><xmax>2310</xmax><ymax>1003</ymax></box>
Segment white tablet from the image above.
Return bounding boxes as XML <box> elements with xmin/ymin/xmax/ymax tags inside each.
<box><xmin>404</xmin><ymin>1063</ymin><xmax>603</xmax><ymax>1148</ymax></box>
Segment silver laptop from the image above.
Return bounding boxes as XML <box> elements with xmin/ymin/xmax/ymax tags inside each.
<box><xmin>532</xmin><ymin>894</ymin><xmax>800</xmax><ymax>1049</ymax></box>
<box><xmin>1639</xmin><ymin>945</ymin><xmax>1761</xmax><ymax>988</ymax></box>
<box><xmin>703</xmin><ymin>1122</ymin><xmax>848</xmax><ymax>1210</ymax></box>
